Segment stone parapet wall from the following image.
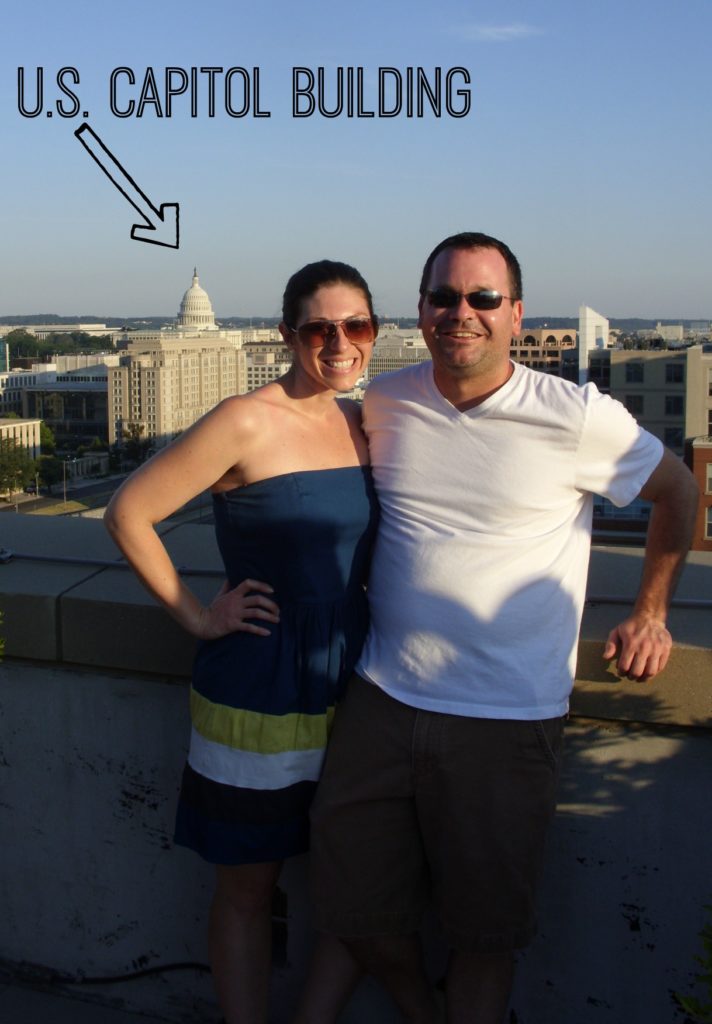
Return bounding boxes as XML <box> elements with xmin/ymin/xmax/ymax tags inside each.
<box><xmin>1</xmin><ymin>519</ymin><xmax>709</xmax><ymax>719</ymax></box>
<box><xmin>0</xmin><ymin>517</ymin><xmax>710</xmax><ymax>1023</ymax></box>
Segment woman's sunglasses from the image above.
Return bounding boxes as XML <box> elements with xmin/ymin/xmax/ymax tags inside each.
<box><xmin>290</xmin><ymin>316</ymin><xmax>378</xmax><ymax>347</ymax></box>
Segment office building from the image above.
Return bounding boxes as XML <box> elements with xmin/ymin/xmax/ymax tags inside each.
<box><xmin>0</xmin><ymin>323</ymin><xmax>116</xmax><ymax>342</ymax></box>
<box><xmin>578</xmin><ymin>306</ymin><xmax>610</xmax><ymax>385</ymax></box>
<box><xmin>685</xmin><ymin>436</ymin><xmax>712</xmax><ymax>551</ymax></box>
<box><xmin>1</xmin><ymin>368</ymin><xmax>57</xmax><ymax>417</ymax></box>
<box><xmin>511</xmin><ymin>328</ymin><xmax>577</xmax><ymax>378</ymax></box>
<box><xmin>654</xmin><ymin>323</ymin><xmax>684</xmax><ymax>343</ymax></box>
<box><xmin>366</xmin><ymin>328</ymin><xmax>430</xmax><ymax>380</ymax></box>
<box><xmin>609</xmin><ymin>346</ymin><xmax>712</xmax><ymax>456</ymax></box>
<box><xmin>24</xmin><ymin>366</ymin><xmax>111</xmax><ymax>446</ymax></box>
<box><xmin>245</xmin><ymin>349</ymin><xmax>292</xmax><ymax>391</ymax></box>
<box><xmin>0</xmin><ymin>417</ymin><xmax>41</xmax><ymax>459</ymax></box>
<box><xmin>109</xmin><ymin>270</ymin><xmax>248</xmax><ymax>447</ymax></box>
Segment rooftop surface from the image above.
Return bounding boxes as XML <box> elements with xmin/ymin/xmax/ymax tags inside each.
<box><xmin>0</xmin><ymin>980</ymin><xmax>164</xmax><ymax>1024</ymax></box>
<box><xmin>0</xmin><ymin>513</ymin><xmax>710</xmax><ymax>1024</ymax></box>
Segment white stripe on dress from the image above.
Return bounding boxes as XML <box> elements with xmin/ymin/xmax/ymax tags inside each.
<box><xmin>187</xmin><ymin>727</ymin><xmax>326</xmax><ymax>790</ymax></box>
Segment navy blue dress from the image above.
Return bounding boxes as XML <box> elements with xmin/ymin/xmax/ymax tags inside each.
<box><xmin>174</xmin><ymin>466</ymin><xmax>379</xmax><ymax>864</ymax></box>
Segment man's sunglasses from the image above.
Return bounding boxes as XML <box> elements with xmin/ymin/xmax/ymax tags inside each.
<box><xmin>289</xmin><ymin>316</ymin><xmax>378</xmax><ymax>347</ymax></box>
<box><xmin>426</xmin><ymin>287</ymin><xmax>514</xmax><ymax>311</ymax></box>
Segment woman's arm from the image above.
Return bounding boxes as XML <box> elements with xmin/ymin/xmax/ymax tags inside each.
<box><xmin>104</xmin><ymin>398</ymin><xmax>279</xmax><ymax>639</ymax></box>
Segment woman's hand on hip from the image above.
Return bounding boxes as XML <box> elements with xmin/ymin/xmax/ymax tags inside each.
<box><xmin>197</xmin><ymin>579</ymin><xmax>280</xmax><ymax>639</ymax></box>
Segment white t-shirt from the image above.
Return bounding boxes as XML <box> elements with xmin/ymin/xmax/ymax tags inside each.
<box><xmin>356</xmin><ymin>360</ymin><xmax>663</xmax><ymax>719</ymax></box>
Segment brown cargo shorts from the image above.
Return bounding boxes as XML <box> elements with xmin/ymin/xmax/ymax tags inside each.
<box><xmin>310</xmin><ymin>674</ymin><xmax>564</xmax><ymax>951</ymax></box>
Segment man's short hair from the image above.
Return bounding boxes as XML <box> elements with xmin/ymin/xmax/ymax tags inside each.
<box><xmin>419</xmin><ymin>232</ymin><xmax>523</xmax><ymax>302</ymax></box>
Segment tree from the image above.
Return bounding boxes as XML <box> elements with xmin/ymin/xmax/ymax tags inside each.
<box><xmin>2</xmin><ymin>328</ymin><xmax>114</xmax><ymax>364</ymax></box>
<box><xmin>40</xmin><ymin>421</ymin><xmax>56</xmax><ymax>455</ymax></box>
<box><xmin>122</xmin><ymin>422</ymin><xmax>151</xmax><ymax>464</ymax></box>
<box><xmin>2</xmin><ymin>329</ymin><xmax>40</xmax><ymax>359</ymax></box>
<box><xmin>0</xmin><ymin>438</ymin><xmax>35</xmax><ymax>496</ymax></box>
<box><xmin>108</xmin><ymin>443</ymin><xmax>122</xmax><ymax>471</ymax></box>
<box><xmin>37</xmin><ymin>454</ymin><xmax>64</xmax><ymax>493</ymax></box>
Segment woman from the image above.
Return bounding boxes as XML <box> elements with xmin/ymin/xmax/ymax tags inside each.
<box><xmin>104</xmin><ymin>260</ymin><xmax>379</xmax><ymax>1024</ymax></box>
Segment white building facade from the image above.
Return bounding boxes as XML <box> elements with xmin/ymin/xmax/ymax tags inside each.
<box><xmin>109</xmin><ymin>271</ymin><xmax>249</xmax><ymax>447</ymax></box>
<box><xmin>0</xmin><ymin>417</ymin><xmax>41</xmax><ymax>460</ymax></box>
<box><xmin>578</xmin><ymin>306</ymin><xmax>610</xmax><ymax>385</ymax></box>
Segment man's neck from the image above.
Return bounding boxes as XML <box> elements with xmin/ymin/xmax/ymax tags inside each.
<box><xmin>433</xmin><ymin>361</ymin><xmax>515</xmax><ymax>412</ymax></box>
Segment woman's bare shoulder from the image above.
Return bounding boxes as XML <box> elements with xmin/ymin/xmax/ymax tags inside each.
<box><xmin>212</xmin><ymin>384</ymin><xmax>289</xmax><ymax>431</ymax></box>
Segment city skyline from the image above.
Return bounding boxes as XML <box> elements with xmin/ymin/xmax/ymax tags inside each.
<box><xmin>2</xmin><ymin>264</ymin><xmax>707</xmax><ymax>328</ymax></box>
<box><xmin>1</xmin><ymin>304</ymin><xmax>709</xmax><ymax>327</ymax></box>
<box><xmin>2</xmin><ymin>0</ymin><xmax>711</xmax><ymax>319</ymax></box>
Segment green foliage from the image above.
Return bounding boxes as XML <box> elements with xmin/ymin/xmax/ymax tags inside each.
<box><xmin>3</xmin><ymin>328</ymin><xmax>113</xmax><ymax>360</ymax></box>
<box><xmin>2</xmin><ymin>329</ymin><xmax>38</xmax><ymax>357</ymax></box>
<box><xmin>0</xmin><ymin>437</ymin><xmax>35</xmax><ymax>495</ymax></box>
<box><xmin>37</xmin><ymin>454</ymin><xmax>64</xmax><ymax>491</ymax></box>
<box><xmin>122</xmin><ymin>422</ymin><xmax>151</xmax><ymax>464</ymax></box>
<box><xmin>43</xmin><ymin>331</ymin><xmax>113</xmax><ymax>354</ymax></box>
<box><xmin>676</xmin><ymin>905</ymin><xmax>712</xmax><ymax>1022</ymax></box>
<box><xmin>108</xmin><ymin>445</ymin><xmax>122</xmax><ymax>471</ymax></box>
<box><xmin>40</xmin><ymin>421</ymin><xmax>56</xmax><ymax>455</ymax></box>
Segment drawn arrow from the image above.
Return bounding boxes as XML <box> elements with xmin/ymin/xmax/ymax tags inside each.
<box><xmin>74</xmin><ymin>122</ymin><xmax>179</xmax><ymax>249</ymax></box>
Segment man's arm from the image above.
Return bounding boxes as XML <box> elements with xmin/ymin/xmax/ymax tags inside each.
<box><xmin>602</xmin><ymin>448</ymin><xmax>700</xmax><ymax>681</ymax></box>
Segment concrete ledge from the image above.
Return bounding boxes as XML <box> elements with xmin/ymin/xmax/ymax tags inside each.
<box><xmin>61</xmin><ymin>569</ymin><xmax>216</xmax><ymax>677</ymax></box>
<box><xmin>1</xmin><ymin>517</ymin><xmax>710</xmax><ymax>726</ymax></box>
<box><xmin>573</xmin><ymin>639</ymin><xmax>712</xmax><ymax>726</ymax></box>
<box><xmin>0</xmin><ymin>516</ymin><xmax>127</xmax><ymax>662</ymax></box>
<box><xmin>0</xmin><ymin>517</ymin><xmax>223</xmax><ymax>674</ymax></box>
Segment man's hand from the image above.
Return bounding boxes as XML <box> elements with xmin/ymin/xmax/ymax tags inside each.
<box><xmin>602</xmin><ymin>448</ymin><xmax>698</xmax><ymax>682</ymax></box>
<box><xmin>602</xmin><ymin>614</ymin><xmax>672</xmax><ymax>681</ymax></box>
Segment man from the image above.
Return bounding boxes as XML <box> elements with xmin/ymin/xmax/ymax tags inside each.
<box><xmin>310</xmin><ymin>232</ymin><xmax>699</xmax><ymax>1024</ymax></box>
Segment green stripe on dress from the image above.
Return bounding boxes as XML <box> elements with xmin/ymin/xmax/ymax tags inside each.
<box><xmin>190</xmin><ymin>689</ymin><xmax>336</xmax><ymax>754</ymax></box>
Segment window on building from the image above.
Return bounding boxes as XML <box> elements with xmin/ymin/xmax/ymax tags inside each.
<box><xmin>664</xmin><ymin>427</ymin><xmax>684</xmax><ymax>448</ymax></box>
<box><xmin>625</xmin><ymin>362</ymin><xmax>644</xmax><ymax>383</ymax></box>
<box><xmin>625</xmin><ymin>395</ymin><xmax>644</xmax><ymax>416</ymax></box>
<box><xmin>706</xmin><ymin>507</ymin><xmax>712</xmax><ymax>540</ymax></box>
<box><xmin>706</xmin><ymin>463</ymin><xmax>712</xmax><ymax>495</ymax></box>
<box><xmin>665</xmin><ymin>363</ymin><xmax>684</xmax><ymax>384</ymax></box>
<box><xmin>665</xmin><ymin>396</ymin><xmax>684</xmax><ymax>416</ymax></box>
<box><xmin>589</xmin><ymin>361</ymin><xmax>610</xmax><ymax>387</ymax></box>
